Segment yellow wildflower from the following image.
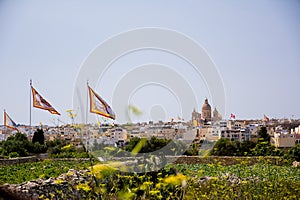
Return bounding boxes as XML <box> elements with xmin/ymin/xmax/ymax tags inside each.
<box><xmin>76</xmin><ymin>183</ymin><xmax>91</xmax><ymax>192</ymax></box>
<box><xmin>91</xmin><ymin>164</ymin><xmax>117</xmax><ymax>179</ymax></box>
<box><xmin>61</xmin><ymin>144</ymin><xmax>73</xmax><ymax>150</ymax></box>
<box><xmin>54</xmin><ymin>179</ymin><xmax>64</xmax><ymax>185</ymax></box>
<box><xmin>164</xmin><ymin>174</ymin><xmax>186</xmax><ymax>185</ymax></box>
<box><xmin>149</xmin><ymin>190</ymin><xmax>160</xmax><ymax>196</ymax></box>
<box><xmin>155</xmin><ymin>183</ymin><xmax>162</xmax><ymax>189</ymax></box>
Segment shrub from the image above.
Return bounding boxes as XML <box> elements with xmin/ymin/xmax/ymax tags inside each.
<box><xmin>8</xmin><ymin>152</ymin><xmax>19</xmax><ymax>158</ymax></box>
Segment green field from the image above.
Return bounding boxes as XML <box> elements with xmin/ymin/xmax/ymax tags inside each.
<box><xmin>0</xmin><ymin>160</ymin><xmax>94</xmax><ymax>184</ymax></box>
<box><xmin>1</xmin><ymin>159</ymin><xmax>299</xmax><ymax>199</ymax></box>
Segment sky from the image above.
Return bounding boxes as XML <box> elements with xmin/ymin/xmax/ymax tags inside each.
<box><xmin>0</xmin><ymin>0</ymin><xmax>300</xmax><ymax>125</ymax></box>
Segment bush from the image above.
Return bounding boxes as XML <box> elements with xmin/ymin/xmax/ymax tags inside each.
<box><xmin>284</xmin><ymin>143</ymin><xmax>300</xmax><ymax>162</ymax></box>
<box><xmin>211</xmin><ymin>138</ymin><xmax>282</xmax><ymax>157</ymax></box>
<box><xmin>32</xmin><ymin>129</ymin><xmax>45</xmax><ymax>145</ymax></box>
<box><xmin>1</xmin><ymin>132</ymin><xmax>31</xmax><ymax>157</ymax></box>
<box><xmin>8</xmin><ymin>152</ymin><xmax>20</xmax><ymax>158</ymax></box>
<box><xmin>32</xmin><ymin>142</ymin><xmax>47</xmax><ymax>154</ymax></box>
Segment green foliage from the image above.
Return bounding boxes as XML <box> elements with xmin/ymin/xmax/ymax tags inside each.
<box><xmin>284</xmin><ymin>143</ymin><xmax>300</xmax><ymax>162</ymax></box>
<box><xmin>0</xmin><ymin>160</ymin><xmax>94</xmax><ymax>184</ymax></box>
<box><xmin>8</xmin><ymin>152</ymin><xmax>19</xmax><ymax>158</ymax></box>
<box><xmin>125</xmin><ymin>137</ymin><xmax>171</xmax><ymax>153</ymax></box>
<box><xmin>175</xmin><ymin>163</ymin><xmax>300</xmax><ymax>199</ymax></box>
<box><xmin>46</xmin><ymin>139</ymin><xmax>66</xmax><ymax>155</ymax></box>
<box><xmin>91</xmin><ymin>137</ymin><xmax>188</xmax><ymax>161</ymax></box>
<box><xmin>0</xmin><ymin>158</ymin><xmax>299</xmax><ymax>199</ymax></box>
<box><xmin>0</xmin><ymin>133</ymin><xmax>88</xmax><ymax>158</ymax></box>
<box><xmin>258</xmin><ymin>126</ymin><xmax>270</xmax><ymax>143</ymax></box>
<box><xmin>211</xmin><ymin>138</ymin><xmax>282</xmax><ymax>157</ymax></box>
<box><xmin>31</xmin><ymin>142</ymin><xmax>47</xmax><ymax>154</ymax></box>
<box><xmin>184</xmin><ymin>141</ymin><xmax>201</xmax><ymax>156</ymax></box>
<box><xmin>48</xmin><ymin>143</ymin><xmax>89</xmax><ymax>158</ymax></box>
<box><xmin>251</xmin><ymin>141</ymin><xmax>282</xmax><ymax>156</ymax></box>
<box><xmin>43</xmin><ymin>139</ymin><xmax>88</xmax><ymax>158</ymax></box>
<box><xmin>248</xmin><ymin>126</ymin><xmax>283</xmax><ymax>156</ymax></box>
<box><xmin>211</xmin><ymin>139</ymin><xmax>231</xmax><ymax>156</ymax></box>
<box><xmin>1</xmin><ymin>132</ymin><xmax>31</xmax><ymax>157</ymax></box>
<box><xmin>32</xmin><ymin>128</ymin><xmax>45</xmax><ymax>145</ymax></box>
<box><xmin>46</xmin><ymin>138</ymin><xmax>66</xmax><ymax>148</ymax></box>
<box><xmin>240</xmin><ymin>140</ymin><xmax>256</xmax><ymax>155</ymax></box>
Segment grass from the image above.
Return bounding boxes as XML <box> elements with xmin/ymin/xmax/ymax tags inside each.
<box><xmin>0</xmin><ymin>159</ymin><xmax>299</xmax><ymax>199</ymax></box>
<box><xmin>0</xmin><ymin>160</ymin><xmax>94</xmax><ymax>184</ymax></box>
<box><xmin>173</xmin><ymin>163</ymin><xmax>300</xmax><ymax>181</ymax></box>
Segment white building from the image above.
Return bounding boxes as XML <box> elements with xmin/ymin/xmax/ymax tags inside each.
<box><xmin>219</xmin><ymin>129</ymin><xmax>249</xmax><ymax>142</ymax></box>
<box><xmin>271</xmin><ymin>131</ymin><xmax>295</xmax><ymax>148</ymax></box>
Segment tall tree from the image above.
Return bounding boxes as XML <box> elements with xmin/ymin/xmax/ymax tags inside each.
<box><xmin>258</xmin><ymin>126</ymin><xmax>270</xmax><ymax>143</ymax></box>
<box><xmin>32</xmin><ymin>128</ymin><xmax>45</xmax><ymax>145</ymax></box>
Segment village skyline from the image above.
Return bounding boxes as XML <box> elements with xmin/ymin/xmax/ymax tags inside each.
<box><xmin>1</xmin><ymin>1</ymin><xmax>299</xmax><ymax>125</ymax></box>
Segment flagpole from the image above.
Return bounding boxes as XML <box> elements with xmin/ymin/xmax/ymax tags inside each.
<box><xmin>85</xmin><ymin>80</ymin><xmax>89</xmax><ymax>151</ymax></box>
<box><xmin>86</xmin><ymin>80</ymin><xmax>89</xmax><ymax>125</ymax></box>
<box><xmin>29</xmin><ymin>79</ymin><xmax>32</xmax><ymax>135</ymax></box>
<box><xmin>4</xmin><ymin>109</ymin><xmax>7</xmax><ymax>136</ymax></box>
<box><xmin>3</xmin><ymin>109</ymin><xmax>6</xmax><ymax>127</ymax></box>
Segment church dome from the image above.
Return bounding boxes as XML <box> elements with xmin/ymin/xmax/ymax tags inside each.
<box><xmin>202</xmin><ymin>98</ymin><xmax>211</xmax><ymax>110</ymax></box>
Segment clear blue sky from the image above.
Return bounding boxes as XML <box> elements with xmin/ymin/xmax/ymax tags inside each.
<box><xmin>1</xmin><ymin>0</ymin><xmax>300</xmax><ymax>125</ymax></box>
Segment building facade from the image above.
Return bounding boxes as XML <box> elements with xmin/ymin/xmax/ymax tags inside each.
<box><xmin>202</xmin><ymin>98</ymin><xmax>212</xmax><ymax>121</ymax></box>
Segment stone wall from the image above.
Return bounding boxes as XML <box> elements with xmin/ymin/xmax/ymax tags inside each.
<box><xmin>0</xmin><ymin>156</ymin><xmax>38</xmax><ymax>166</ymax></box>
<box><xmin>0</xmin><ymin>169</ymin><xmax>91</xmax><ymax>200</ymax></box>
<box><xmin>0</xmin><ymin>155</ymin><xmax>285</xmax><ymax>166</ymax></box>
<box><xmin>172</xmin><ymin>156</ymin><xmax>285</xmax><ymax>165</ymax></box>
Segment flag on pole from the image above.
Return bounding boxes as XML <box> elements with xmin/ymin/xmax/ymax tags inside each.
<box><xmin>264</xmin><ymin>114</ymin><xmax>270</xmax><ymax>122</ymax></box>
<box><xmin>31</xmin><ymin>86</ymin><xmax>60</xmax><ymax>115</ymax></box>
<box><xmin>178</xmin><ymin>115</ymin><xmax>182</xmax><ymax>121</ymax></box>
<box><xmin>4</xmin><ymin>111</ymin><xmax>18</xmax><ymax>130</ymax></box>
<box><xmin>88</xmin><ymin>86</ymin><xmax>115</xmax><ymax>120</ymax></box>
<box><xmin>230</xmin><ymin>113</ymin><xmax>236</xmax><ymax>119</ymax></box>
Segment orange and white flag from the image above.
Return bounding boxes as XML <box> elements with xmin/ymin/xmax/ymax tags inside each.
<box><xmin>31</xmin><ymin>86</ymin><xmax>60</xmax><ymax>115</ymax></box>
<box><xmin>88</xmin><ymin>86</ymin><xmax>115</xmax><ymax>120</ymax></box>
<box><xmin>4</xmin><ymin>111</ymin><xmax>18</xmax><ymax>130</ymax></box>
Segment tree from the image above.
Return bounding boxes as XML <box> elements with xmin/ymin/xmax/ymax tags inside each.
<box><xmin>46</xmin><ymin>139</ymin><xmax>66</xmax><ymax>155</ymax></box>
<box><xmin>210</xmin><ymin>139</ymin><xmax>256</xmax><ymax>156</ymax></box>
<box><xmin>239</xmin><ymin>140</ymin><xmax>256</xmax><ymax>156</ymax></box>
<box><xmin>125</xmin><ymin>137</ymin><xmax>171</xmax><ymax>153</ymax></box>
<box><xmin>258</xmin><ymin>126</ymin><xmax>270</xmax><ymax>143</ymax></box>
<box><xmin>210</xmin><ymin>138</ymin><xmax>236</xmax><ymax>156</ymax></box>
<box><xmin>184</xmin><ymin>142</ymin><xmax>200</xmax><ymax>156</ymax></box>
<box><xmin>251</xmin><ymin>141</ymin><xmax>282</xmax><ymax>156</ymax></box>
<box><xmin>284</xmin><ymin>143</ymin><xmax>300</xmax><ymax>162</ymax></box>
<box><xmin>250</xmin><ymin>126</ymin><xmax>283</xmax><ymax>156</ymax></box>
<box><xmin>32</xmin><ymin>142</ymin><xmax>47</xmax><ymax>154</ymax></box>
<box><xmin>32</xmin><ymin>128</ymin><xmax>45</xmax><ymax>145</ymax></box>
<box><xmin>1</xmin><ymin>132</ymin><xmax>31</xmax><ymax>157</ymax></box>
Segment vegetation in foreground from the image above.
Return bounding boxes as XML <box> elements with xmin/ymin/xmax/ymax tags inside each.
<box><xmin>0</xmin><ymin>160</ymin><xmax>94</xmax><ymax>185</ymax></box>
<box><xmin>0</xmin><ymin>159</ymin><xmax>299</xmax><ymax>199</ymax></box>
<box><xmin>1</xmin><ymin>126</ymin><xmax>300</xmax><ymax>199</ymax></box>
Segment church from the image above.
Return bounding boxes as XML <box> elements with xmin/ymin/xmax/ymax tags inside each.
<box><xmin>192</xmin><ymin>98</ymin><xmax>222</xmax><ymax>125</ymax></box>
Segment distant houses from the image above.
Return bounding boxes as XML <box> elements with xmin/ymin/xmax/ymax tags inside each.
<box><xmin>0</xmin><ymin>99</ymin><xmax>299</xmax><ymax>150</ymax></box>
